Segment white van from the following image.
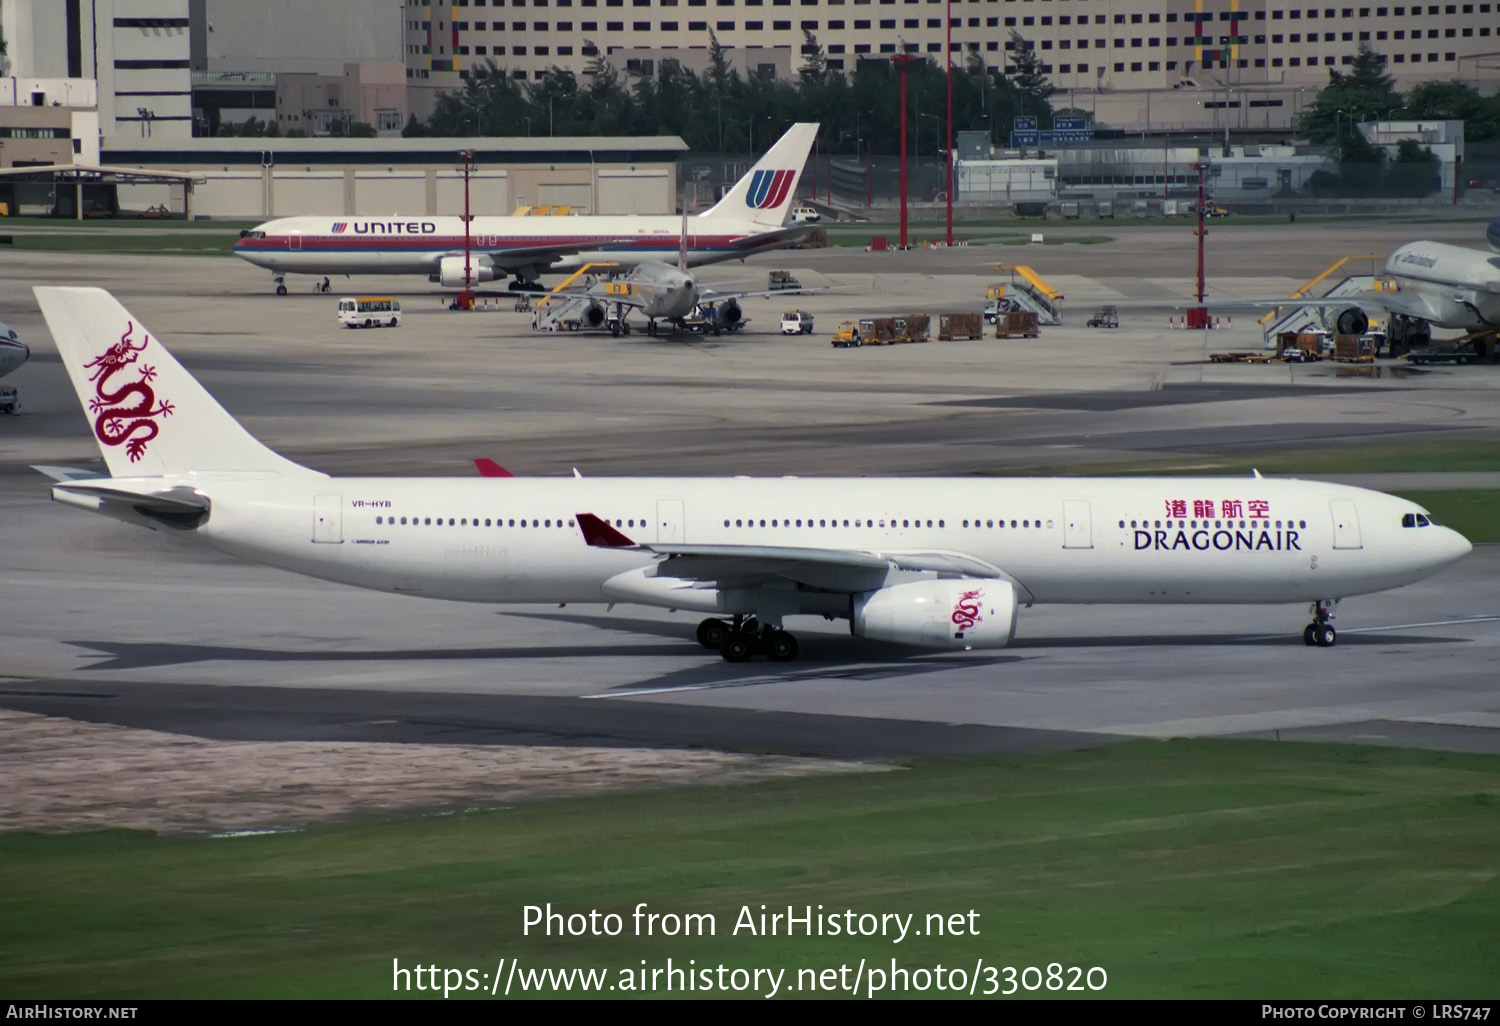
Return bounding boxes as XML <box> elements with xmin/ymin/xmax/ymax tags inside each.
<box><xmin>781</xmin><ymin>310</ymin><xmax>815</xmax><ymax>335</ymax></box>
<box><xmin>790</xmin><ymin>205</ymin><xmax>821</xmax><ymax>224</ymax></box>
<box><xmin>338</xmin><ymin>296</ymin><xmax>402</xmax><ymax>328</ymax></box>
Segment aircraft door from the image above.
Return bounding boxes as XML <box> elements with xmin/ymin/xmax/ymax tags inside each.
<box><xmin>313</xmin><ymin>493</ymin><xmax>343</xmax><ymax>543</ymax></box>
<box><xmin>657</xmin><ymin>499</ymin><xmax>685</xmax><ymax>543</ymax></box>
<box><xmin>1330</xmin><ymin>499</ymin><xmax>1362</xmax><ymax>549</ymax></box>
<box><xmin>289</xmin><ymin>231</ymin><xmax>302</xmax><ymax>251</ymax></box>
<box><xmin>1062</xmin><ymin>499</ymin><xmax>1093</xmax><ymax>549</ymax></box>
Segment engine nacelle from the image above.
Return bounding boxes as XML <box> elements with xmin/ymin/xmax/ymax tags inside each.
<box><xmin>852</xmin><ymin>579</ymin><xmax>1018</xmax><ymax>650</ymax></box>
<box><xmin>435</xmin><ymin>255</ymin><xmax>497</xmax><ymax>289</ymax></box>
<box><xmin>1334</xmin><ymin>306</ymin><xmax>1369</xmax><ymax>336</ymax></box>
<box><xmin>708</xmin><ymin>299</ymin><xmax>743</xmax><ymax>327</ymax></box>
<box><xmin>582</xmin><ymin>300</ymin><xmax>606</xmax><ymax>327</ymax></box>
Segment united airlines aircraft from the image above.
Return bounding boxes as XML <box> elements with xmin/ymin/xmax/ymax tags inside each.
<box><xmin>233</xmin><ymin>124</ymin><xmax>820</xmax><ymax>295</ymax></box>
<box><xmin>33</xmin><ymin>287</ymin><xmax>1471</xmax><ymax>661</ymax></box>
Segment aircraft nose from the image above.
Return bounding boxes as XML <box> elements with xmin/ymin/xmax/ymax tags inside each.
<box><xmin>1440</xmin><ymin>527</ymin><xmax>1473</xmax><ymax>564</ymax></box>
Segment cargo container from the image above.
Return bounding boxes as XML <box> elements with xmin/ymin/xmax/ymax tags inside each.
<box><xmin>858</xmin><ymin>317</ymin><xmax>897</xmax><ymax>344</ymax></box>
<box><xmin>995</xmin><ymin>311</ymin><xmax>1040</xmax><ymax>338</ymax></box>
<box><xmin>938</xmin><ymin>313</ymin><xmax>985</xmax><ymax>340</ymax></box>
<box><xmin>1333</xmin><ymin>334</ymin><xmax>1374</xmax><ymax>362</ymax></box>
<box><xmin>894</xmin><ymin>314</ymin><xmax>930</xmax><ymax>343</ymax></box>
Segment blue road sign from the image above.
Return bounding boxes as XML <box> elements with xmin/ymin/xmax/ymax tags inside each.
<box><xmin>1053</xmin><ymin>115</ymin><xmax>1086</xmax><ymax>132</ymax></box>
<box><xmin>1009</xmin><ymin>130</ymin><xmax>1040</xmax><ymax>147</ymax></box>
<box><xmin>1012</xmin><ymin>116</ymin><xmax>1038</xmax><ymax>131</ymax></box>
<box><xmin>1043</xmin><ymin>129</ymin><xmax>1094</xmax><ymax>143</ymax></box>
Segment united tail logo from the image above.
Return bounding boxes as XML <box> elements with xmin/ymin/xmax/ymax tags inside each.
<box><xmin>745</xmin><ymin>170</ymin><xmax>795</xmax><ymax>210</ymax></box>
<box><xmin>332</xmin><ymin>222</ymin><xmax>349</xmax><ymax>233</ymax></box>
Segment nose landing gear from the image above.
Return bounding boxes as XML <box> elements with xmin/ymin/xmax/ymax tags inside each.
<box><xmin>1302</xmin><ymin>600</ymin><xmax>1338</xmax><ymax>647</ymax></box>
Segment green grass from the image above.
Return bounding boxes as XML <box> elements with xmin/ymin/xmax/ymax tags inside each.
<box><xmin>0</xmin><ymin>215</ymin><xmax>261</xmax><ymax>230</ymax></box>
<box><xmin>8</xmin><ymin>233</ymin><xmax>238</xmax><ymax>254</ymax></box>
<box><xmin>1393</xmin><ymin>490</ymin><xmax>1500</xmax><ymax>542</ymax></box>
<box><xmin>985</xmin><ymin>439</ymin><xmax>1500</xmax><ymax>480</ymax></box>
<box><xmin>2</xmin><ymin>739</ymin><xmax>1498</xmax><ymax>998</ymax></box>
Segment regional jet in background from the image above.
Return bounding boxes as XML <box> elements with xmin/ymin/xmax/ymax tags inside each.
<box><xmin>0</xmin><ymin>322</ymin><xmax>27</xmax><ymax>378</ymax></box>
<box><xmin>545</xmin><ymin>218</ymin><xmax>838</xmax><ymax>336</ymax></box>
<box><xmin>233</xmin><ymin>123</ymin><xmax>820</xmax><ymax>295</ymax></box>
<box><xmin>33</xmin><ymin>286</ymin><xmax>1471</xmax><ymax>662</ymax></box>
<box><xmin>1206</xmin><ymin>215</ymin><xmax>1500</xmax><ymax>354</ymax></box>
<box><xmin>0</xmin><ymin>320</ymin><xmax>30</xmax><ymax>415</ymax></box>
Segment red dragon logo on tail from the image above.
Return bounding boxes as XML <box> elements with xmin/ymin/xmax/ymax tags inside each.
<box><xmin>84</xmin><ymin>321</ymin><xmax>174</xmax><ymax>462</ymax></box>
<box><xmin>951</xmin><ymin>588</ymin><xmax>984</xmax><ymax>634</ymax></box>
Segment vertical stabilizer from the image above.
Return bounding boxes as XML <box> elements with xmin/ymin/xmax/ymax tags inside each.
<box><xmin>34</xmin><ymin>287</ymin><xmax>314</xmax><ymax>478</ymax></box>
<box><xmin>701</xmin><ymin>123</ymin><xmax>819</xmax><ymax>227</ymax></box>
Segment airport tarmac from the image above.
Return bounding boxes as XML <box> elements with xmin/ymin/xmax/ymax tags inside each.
<box><xmin>2</xmin><ymin>225</ymin><xmax>1499</xmax><ymax>831</ymax></box>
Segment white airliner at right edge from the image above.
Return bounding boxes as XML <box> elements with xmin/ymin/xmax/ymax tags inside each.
<box><xmin>34</xmin><ymin>287</ymin><xmax>1470</xmax><ymax>661</ymax></box>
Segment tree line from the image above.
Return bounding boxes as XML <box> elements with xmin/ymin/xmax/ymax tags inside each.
<box><xmin>406</xmin><ymin>31</ymin><xmax>1058</xmax><ymax>155</ymax></box>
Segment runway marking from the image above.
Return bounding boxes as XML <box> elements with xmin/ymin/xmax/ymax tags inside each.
<box><xmin>1241</xmin><ymin>615</ymin><xmax>1500</xmax><ymax>642</ymax></box>
<box><xmin>582</xmin><ymin>674</ymin><xmax>826</xmax><ymax>699</ymax></box>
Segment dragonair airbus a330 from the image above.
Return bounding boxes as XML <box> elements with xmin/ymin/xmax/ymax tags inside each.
<box><xmin>34</xmin><ymin>287</ymin><xmax>1471</xmax><ymax>661</ymax></box>
<box><xmin>232</xmin><ymin>123</ymin><xmax>820</xmax><ymax>295</ymax></box>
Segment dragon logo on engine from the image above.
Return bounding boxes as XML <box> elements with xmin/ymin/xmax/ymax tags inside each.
<box><xmin>84</xmin><ymin>321</ymin><xmax>174</xmax><ymax>462</ymax></box>
<box><xmin>951</xmin><ymin>588</ymin><xmax>984</xmax><ymax>636</ymax></box>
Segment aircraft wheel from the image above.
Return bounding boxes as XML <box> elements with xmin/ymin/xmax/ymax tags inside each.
<box><xmin>766</xmin><ymin>630</ymin><xmax>799</xmax><ymax>662</ymax></box>
<box><xmin>1303</xmin><ymin>624</ymin><xmax>1317</xmax><ymax>647</ymax></box>
<box><xmin>276</xmin><ymin>285</ymin><xmax>288</xmax><ymax>296</ymax></box>
<box><xmin>610</xmin><ymin>323</ymin><xmax>621</xmax><ymax>338</ymax></box>
<box><xmin>721</xmin><ymin>635</ymin><xmax>753</xmax><ymax>663</ymax></box>
<box><xmin>1313</xmin><ymin>623</ymin><xmax>1337</xmax><ymax>648</ymax></box>
<box><xmin>696</xmin><ymin>618</ymin><xmax>731</xmax><ymax>650</ymax></box>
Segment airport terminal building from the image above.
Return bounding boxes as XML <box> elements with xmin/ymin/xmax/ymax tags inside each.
<box><xmin>403</xmin><ymin>0</ymin><xmax>1500</xmax><ymax>130</ymax></box>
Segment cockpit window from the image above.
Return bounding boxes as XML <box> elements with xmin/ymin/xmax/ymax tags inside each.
<box><xmin>1402</xmin><ymin>513</ymin><xmax>1416</xmax><ymax>528</ymax></box>
<box><xmin>1415</xmin><ymin>514</ymin><xmax>1430</xmax><ymax>527</ymax></box>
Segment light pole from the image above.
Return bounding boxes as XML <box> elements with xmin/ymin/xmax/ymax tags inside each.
<box><xmin>945</xmin><ymin>0</ymin><xmax>953</xmax><ymax>245</ymax></box>
<box><xmin>549</xmin><ymin>96</ymin><xmax>554</xmax><ymax>136</ymax></box>
<box><xmin>892</xmin><ymin>54</ymin><xmax>921</xmax><ymax>249</ymax></box>
<box><xmin>456</xmin><ymin>149</ymin><xmax>476</xmax><ymax>311</ymax></box>
<box><xmin>523</xmin><ymin>117</ymin><xmax>531</xmax><ymax>137</ymax></box>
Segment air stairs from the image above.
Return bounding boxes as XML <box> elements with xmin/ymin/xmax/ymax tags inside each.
<box><xmin>993</xmin><ymin>265</ymin><xmax>1065</xmax><ymax>325</ymax></box>
<box><xmin>530</xmin><ymin>261</ymin><xmax>620</xmax><ymax>331</ymax></box>
<box><xmin>1258</xmin><ymin>254</ymin><xmax>1389</xmax><ymax>346</ymax></box>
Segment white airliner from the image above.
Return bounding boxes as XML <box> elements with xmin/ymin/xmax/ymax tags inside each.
<box><xmin>34</xmin><ymin>287</ymin><xmax>1471</xmax><ymax>661</ymax></box>
<box><xmin>554</xmin><ymin>219</ymin><xmax>834</xmax><ymax>336</ymax></box>
<box><xmin>233</xmin><ymin>123</ymin><xmax>820</xmax><ymax>295</ymax></box>
<box><xmin>0</xmin><ymin>321</ymin><xmax>28</xmax><ymax>379</ymax></box>
<box><xmin>1217</xmin><ymin>215</ymin><xmax>1500</xmax><ymax>352</ymax></box>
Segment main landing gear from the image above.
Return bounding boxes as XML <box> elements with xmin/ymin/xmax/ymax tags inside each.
<box><xmin>696</xmin><ymin>616</ymin><xmax>800</xmax><ymax>663</ymax></box>
<box><xmin>1303</xmin><ymin>600</ymin><xmax>1338</xmax><ymax>648</ymax></box>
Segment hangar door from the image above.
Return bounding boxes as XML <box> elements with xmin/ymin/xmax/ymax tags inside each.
<box><xmin>272</xmin><ymin>171</ymin><xmax>344</xmax><ymax>216</ymax></box>
<box><xmin>537</xmin><ymin>183</ymin><xmax>594</xmax><ymax>211</ymax></box>
<box><xmin>597</xmin><ymin>169</ymin><xmax>669</xmax><ymax>214</ymax></box>
<box><xmin>436</xmin><ymin>170</ymin><xmax>509</xmax><ymax>215</ymax></box>
<box><xmin>194</xmin><ymin>171</ymin><xmax>265</xmax><ymax>218</ymax></box>
<box><xmin>354</xmin><ymin>171</ymin><xmax>426</xmax><ymax>215</ymax></box>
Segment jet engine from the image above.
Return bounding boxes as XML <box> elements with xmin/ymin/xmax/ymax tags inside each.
<box><xmin>582</xmin><ymin>300</ymin><xmax>606</xmax><ymax>327</ymax></box>
<box><xmin>1334</xmin><ymin>306</ymin><xmax>1369</xmax><ymax>336</ymax></box>
<box><xmin>851</xmin><ymin>579</ymin><xmax>1018</xmax><ymax>650</ymax></box>
<box><xmin>704</xmin><ymin>298</ymin><xmax>743</xmax><ymax>329</ymax></box>
<box><xmin>434</xmin><ymin>256</ymin><xmax>497</xmax><ymax>288</ymax></box>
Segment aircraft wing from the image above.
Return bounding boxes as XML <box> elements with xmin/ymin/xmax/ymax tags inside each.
<box><xmin>724</xmin><ymin>224</ymin><xmax>819</xmax><ymax>252</ymax></box>
<box><xmin>466</xmin><ymin>238</ymin><xmax>638</xmax><ymax>272</ymax></box>
<box><xmin>697</xmin><ymin>283</ymin><xmax>854</xmax><ymax>303</ymax></box>
<box><xmin>1181</xmin><ymin>290</ymin><xmax>1444</xmax><ymax>322</ymax></box>
<box><xmin>576</xmin><ymin>513</ymin><xmax>1026</xmax><ymax>594</ymax></box>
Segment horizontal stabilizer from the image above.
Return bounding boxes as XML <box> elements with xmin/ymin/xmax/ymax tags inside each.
<box><xmin>32</xmin><ymin>464</ymin><xmax>107</xmax><ymax>483</ymax></box>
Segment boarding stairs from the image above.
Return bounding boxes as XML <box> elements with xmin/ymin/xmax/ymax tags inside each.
<box><xmin>1258</xmin><ymin>254</ymin><xmax>1387</xmax><ymax>347</ymax></box>
<box><xmin>993</xmin><ymin>265</ymin><xmax>1065</xmax><ymax>325</ymax></box>
<box><xmin>532</xmin><ymin>293</ymin><xmax>599</xmax><ymax>331</ymax></box>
